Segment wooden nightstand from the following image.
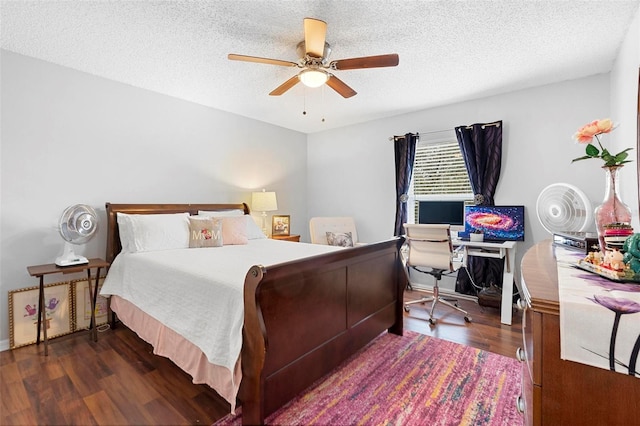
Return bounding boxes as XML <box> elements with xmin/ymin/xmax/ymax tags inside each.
<box><xmin>271</xmin><ymin>234</ymin><xmax>300</xmax><ymax>242</ymax></box>
<box><xmin>26</xmin><ymin>258</ymin><xmax>109</xmax><ymax>355</ymax></box>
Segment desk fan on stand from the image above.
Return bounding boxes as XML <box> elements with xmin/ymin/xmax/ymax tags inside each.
<box><xmin>536</xmin><ymin>183</ymin><xmax>593</xmax><ymax>236</ymax></box>
<box><xmin>55</xmin><ymin>204</ymin><xmax>98</xmax><ymax>266</ymax></box>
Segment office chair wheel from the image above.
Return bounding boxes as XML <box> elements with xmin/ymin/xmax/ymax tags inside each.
<box><xmin>464</xmin><ymin>316</ymin><xmax>472</xmax><ymax>323</ymax></box>
<box><xmin>428</xmin><ymin>318</ymin><xmax>436</xmax><ymax>325</ymax></box>
<box><xmin>404</xmin><ymin>306</ymin><xmax>410</xmax><ymax>313</ymax></box>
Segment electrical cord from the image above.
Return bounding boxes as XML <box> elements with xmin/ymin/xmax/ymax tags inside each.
<box><xmin>461</xmin><ymin>264</ymin><xmax>520</xmax><ymax>297</ymax></box>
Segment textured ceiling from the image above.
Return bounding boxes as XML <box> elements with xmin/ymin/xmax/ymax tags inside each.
<box><xmin>1</xmin><ymin>0</ymin><xmax>639</xmax><ymax>134</ymax></box>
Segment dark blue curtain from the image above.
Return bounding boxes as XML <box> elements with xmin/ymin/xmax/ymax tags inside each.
<box><xmin>393</xmin><ymin>133</ymin><xmax>418</xmax><ymax>236</ymax></box>
<box><xmin>455</xmin><ymin>121</ymin><xmax>504</xmax><ymax>294</ymax></box>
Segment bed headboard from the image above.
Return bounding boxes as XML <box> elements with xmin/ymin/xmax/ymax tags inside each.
<box><xmin>105</xmin><ymin>202</ymin><xmax>250</xmax><ymax>264</ymax></box>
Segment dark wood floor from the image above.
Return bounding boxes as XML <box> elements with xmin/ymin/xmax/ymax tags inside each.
<box><xmin>1</xmin><ymin>291</ymin><xmax>522</xmax><ymax>426</ymax></box>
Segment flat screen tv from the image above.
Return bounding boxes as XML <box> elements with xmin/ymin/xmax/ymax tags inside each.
<box><xmin>418</xmin><ymin>201</ymin><xmax>465</xmax><ymax>226</ymax></box>
<box><xmin>463</xmin><ymin>205</ymin><xmax>525</xmax><ymax>241</ymax></box>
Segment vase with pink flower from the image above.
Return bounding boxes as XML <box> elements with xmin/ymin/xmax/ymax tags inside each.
<box><xmin>572</xmin><ymin>118</ymin><xmax>634</xmax><ymax>253</ymax></box>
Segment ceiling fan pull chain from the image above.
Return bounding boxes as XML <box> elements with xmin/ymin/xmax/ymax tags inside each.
<box><xmin>302</xmin><ymin>88</ymin><xmax>307</xmax><ymax>115</ymax></box>
<box><xmin>320</xmin><ymin>86</ymin><xmax>326</xmax><ymax>123</ymax></box>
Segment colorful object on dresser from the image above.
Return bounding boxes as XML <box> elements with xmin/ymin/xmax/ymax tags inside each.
<box><xmin>577</xmin><ymin>233</ymin><xmax>640</xmax><ymax>282</ymax></box>
<box><xmin>214</xmin><ymin>331</ymin><xmax>523</xmax><ymax>426</ymax></box>
<box><xmin>623</xmin><ymin>234</ymin><xmax>640</xmax><ymax>274</ymax></box>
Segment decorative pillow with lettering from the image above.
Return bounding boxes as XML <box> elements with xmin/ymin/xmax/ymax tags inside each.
<box><xmin>326</xmin><ymin>231</ymin><xmax>354</xmax><ymax>247</ymax></box>
<box><xmin>189</xmin><ymin>217</ymin><xmax>222</xmax><ymax>248</ymax></box>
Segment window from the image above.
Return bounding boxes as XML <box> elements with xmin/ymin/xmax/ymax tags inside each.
<box><xmin>407</xmin><ymin>135</ymin><xmax>473</xmax><ymax>224</ymax></box>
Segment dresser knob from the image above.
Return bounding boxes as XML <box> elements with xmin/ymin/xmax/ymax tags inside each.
<box><xmin>516</xmin><ymin>347</ymin><xmax>525</xmax><ymax>362</ymax></box>
<box><xmin>516</xmin><ymin>395</ymin><xmax>525</xmax><ymax>414</ymax></box>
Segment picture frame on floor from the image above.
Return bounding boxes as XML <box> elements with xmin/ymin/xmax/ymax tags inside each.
<box><xmin>8</xmin><ymin>281</ymin><xmax>73</xmax><ymax>349</ymax></box>
<box><xmin>272</xmin><ymin>215</ymin><xmax>290</xmax><ymax>236</ymax></box>
<box><xmin>72</xmin><ymin>276</ymin><xmax>108</xmax><ymax>330</ymax></box>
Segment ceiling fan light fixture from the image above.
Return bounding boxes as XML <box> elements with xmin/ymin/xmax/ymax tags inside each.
<box><xmin>298</xmin><ymin>69</ymin><xmax>329</xmax><ymax>88</ymax></box>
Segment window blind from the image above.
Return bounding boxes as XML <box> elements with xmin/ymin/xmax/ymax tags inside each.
<box><xmin>413</xmin><ymin>141</ymin><xmax>472</xmax><ymax>196</ymax></box>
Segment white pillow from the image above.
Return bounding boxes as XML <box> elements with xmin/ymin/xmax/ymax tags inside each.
<box><xmin>245</xmin><ymin>216</ymin><xmax>267</xmax><ymax>240</ymax></box>
<box><xmin>119</xmin><ymin>212</ymin><xmax>190</xmax><ymax>253</ymax></box>
<box><xmin>116</xmin><ymin>212</ymin><xmax>135</xmax><ymax>253</ymax></box>
<box><xmin>198</xmin><ymin>209</ymin><xmax>245</xmax><ymax>217</ymax></box>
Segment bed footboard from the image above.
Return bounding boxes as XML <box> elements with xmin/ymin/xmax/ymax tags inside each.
<box><xmin>240</xmin><ymin>237</ymin><xmax>405</xmax><ymax>425</ymax></box>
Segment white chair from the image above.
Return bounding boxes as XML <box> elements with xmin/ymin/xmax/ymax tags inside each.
<box><xmin>402</xmin><ymin>223</ymin><xmax>471</xmax><ymax>325</ymax></box>
<box><xmin>309</xmin><ymin>217</ymin><xmax>360</xmax><ymax>246</ymax></box>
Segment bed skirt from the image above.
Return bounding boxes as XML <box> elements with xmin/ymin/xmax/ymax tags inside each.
<box><xmin>110</xmin><ymin>296</ymin><xmax>241</xmax><ymax>413</ymax></box>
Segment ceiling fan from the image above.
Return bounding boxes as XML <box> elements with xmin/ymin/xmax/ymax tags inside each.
<box><xmin>228</xmin><ymin>18</ymin><xmax>399</xmax><ymax>98</ymax></box>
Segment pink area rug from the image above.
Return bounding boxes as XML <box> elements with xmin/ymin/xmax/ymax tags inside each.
<box><xmin>215</xmin><ymin>331</ymin><xmax>523</xmax><ymax>425</ymax></box>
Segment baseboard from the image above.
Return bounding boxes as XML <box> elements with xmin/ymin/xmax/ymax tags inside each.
<box><xmin>0</xmin><ymin>339</ymin><xmax>9</xmax><ymax>352</ymax></box>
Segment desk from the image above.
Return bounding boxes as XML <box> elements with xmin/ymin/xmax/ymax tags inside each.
<box><xmin>453</xmin><ymin>239</ymin><xmax>518</xmax><ymax>325</ymax></box>
<box><xmin>26</xmin><ymin>258</ymin><xmax>109</xmax><ymax>355</ymax></box>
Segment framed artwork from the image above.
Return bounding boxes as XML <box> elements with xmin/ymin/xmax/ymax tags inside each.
<box><xmin>272</xmin><ymin>215</ymin><xmax>290</xmax><ymax>236</ymax></box>
<box><xmin>72</xmin><ymin>276</ymin><xmax>108</xmax><ymax>330</ymax></box>
<box><xmin>9</xmin><ymin>281</ymin><xmax>73</xmax><ymax>349</ymax></box>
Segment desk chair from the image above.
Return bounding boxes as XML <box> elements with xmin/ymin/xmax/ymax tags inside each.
<box><xmin>402</xmin><ymin>224</ymin><xmax>472</xmax><ymax>325</ymax></box>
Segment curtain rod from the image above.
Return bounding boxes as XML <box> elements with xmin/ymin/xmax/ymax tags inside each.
<box><xmin>462</xmin><ymin>121</ymin><xmax>501</xmax><ymax>130</ymax></box>
<box><xmin>389</xmin><ymin>121</ymin><xmax>500</xmax><ymax>141</ymax></box>
<box><xmin>389</xmin><ymin>128</ymin><xmax>453</xmax><ymax>141</ymax></box>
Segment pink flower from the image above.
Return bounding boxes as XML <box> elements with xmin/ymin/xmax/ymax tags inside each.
<box><xmin>571</xmin><ymin>118</ymin><xmax>632</xmax><ymax>166</ymax></box>
<box><xmin>573</xmin><ymin>118</ymin><xmax>614</xmax><ymax>144</ymax></box>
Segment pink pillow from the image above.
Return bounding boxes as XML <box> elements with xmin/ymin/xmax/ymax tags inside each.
<box><xmin>222</xmin><ymin>216</ymin><xmax>249</xmax><ymax>245</ymax></box>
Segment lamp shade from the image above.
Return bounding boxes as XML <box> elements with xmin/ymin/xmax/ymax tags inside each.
<box><xmin>252</xmin><ymin>190</ymin><xmax>278</xmax><ymax>212</ymax></box>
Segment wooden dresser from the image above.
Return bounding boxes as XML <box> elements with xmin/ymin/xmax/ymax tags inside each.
<box><xmin>519</xmin><ymin>240</ymin><xmax>640</xmax><ymax>425</ymax></box>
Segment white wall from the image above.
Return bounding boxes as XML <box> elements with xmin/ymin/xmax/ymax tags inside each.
<box><xmin>0</xmin><ymin>50</ymin><xmax>308</xmax><ymax>344</ymax></box>
<box><xmin>308</xmin><ymin>74</ymin><xmax>615</xmax><ymax>287</ymax></box>
<box><xmin>610</xmin><ymin>6</ymin><xmax>640</xmax><ymax>231</ymax></box>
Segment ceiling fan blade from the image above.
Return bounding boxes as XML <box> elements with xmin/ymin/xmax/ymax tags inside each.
<box><xmin>304</xmin><ymin>18</ymin><xmax>327</xmax><ymax>58</ymax></box>
<box><xmin>228</xmin><ymin>54</ymin><xmax>298</xmax><ymax>68</ymax></box>
<box><xmin>326</xmin><ymin>75</ymin><xmax>357</xmax><ymax>98</ymax></box>
<box><xmin>269</xmin><ymin>75</ymin><xmax>300</xmax><ymax>96</ymax></box>
<box><xmin>332</xmin><ymin>54</ymin><xmax>399</xmax><ymax>70</ymax></box>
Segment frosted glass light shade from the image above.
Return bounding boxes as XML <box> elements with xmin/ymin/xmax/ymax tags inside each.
<box><xmin>299</xmin><ymin>69</ymin><xmax>329</xmax><ymax>88</ymax></box>
<box><xmin>252</xmin><ymin>190</ymin><xmax>278</xmax><ymax>212</ymax></box>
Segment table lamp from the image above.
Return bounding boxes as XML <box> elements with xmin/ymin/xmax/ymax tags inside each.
<box><xmin>251</xmin><ymin>189</ymin><xmax>278</xmax><ymax>235</ymax></box>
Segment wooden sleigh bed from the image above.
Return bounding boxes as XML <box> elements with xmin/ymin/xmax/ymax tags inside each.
<box><xmin>104</xmin><ymin>203</ymin><xmax>406</xmax><ymax>425</ymax></box>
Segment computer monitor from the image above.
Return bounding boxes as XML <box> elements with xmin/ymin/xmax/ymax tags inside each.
<box><xmin>463</xmin><ymin>205</ymin><xmax>525</xmax><ymax>241</ymax></box>
<box><xmin>418</xmin><ymin>201</ymin><xmax>465</xmax><ymax>226</ymax></box>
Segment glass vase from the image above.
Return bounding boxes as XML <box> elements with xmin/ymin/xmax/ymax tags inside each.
<box><xmin>594</xmin><ymin>165</ymin><xmax>632</xmax><ymax>252</ymax></box>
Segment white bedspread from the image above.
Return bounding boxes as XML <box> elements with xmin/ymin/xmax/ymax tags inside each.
<box><xmin>100</xmin><ymin>239</ymin><xmax>340</xmax><ymax>374</ymax></box>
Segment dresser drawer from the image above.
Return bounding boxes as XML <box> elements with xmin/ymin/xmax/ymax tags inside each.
<box><xmin>520</xmin><ymin>298</ymin><xmax>534</xmax><ymax>383</ymax></box>
<box><xmin>516</xmin><ymin>298</ymin><xmax>533</xmax><ymax>425</ymax></box>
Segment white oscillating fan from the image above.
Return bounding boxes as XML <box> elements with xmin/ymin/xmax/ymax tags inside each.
<box><xmin>55</xmin><ymin>204</ymin><xmax>98</xmax><ymax>266</ymax></box>
<box><xmin>536</xmin><ymin>183</ymin><xmax>592</xmax><ymax>234</ymax></box>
